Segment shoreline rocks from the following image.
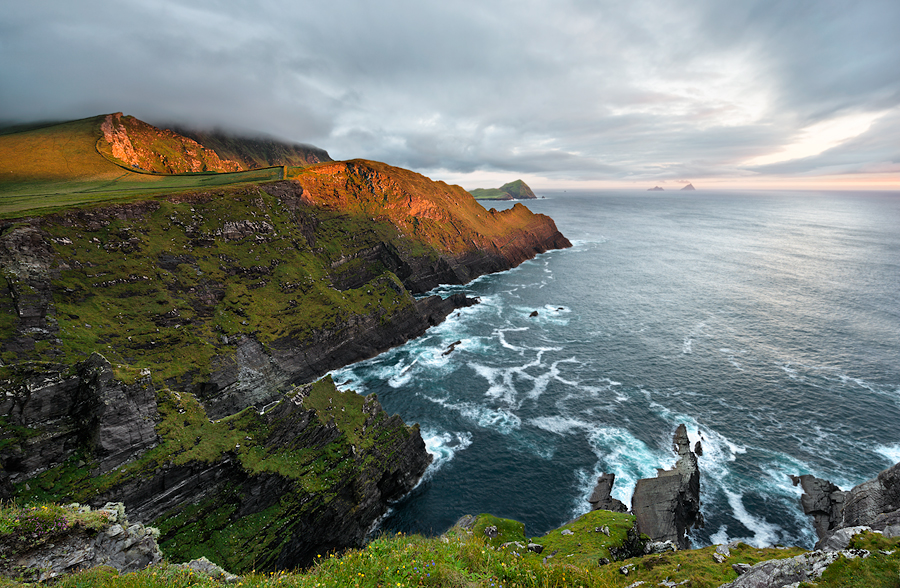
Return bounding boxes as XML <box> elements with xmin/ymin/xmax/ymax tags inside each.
<box><xmin>793</xmin><ymin>461</ymin><xmax>900</xmax><ymax>549</ymax></box>
<box><xmin>587</xmin><ymin>425</ymin><xmax>703</xmax><ymax>550</ymax></box>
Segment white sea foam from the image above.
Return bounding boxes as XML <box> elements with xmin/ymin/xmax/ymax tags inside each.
<box><xmin>683</xmin><ymin>337</ymin><xmax>693</xmax><ymax>354</ymax></box>
<box><xmin>421</xmin><ymin>429</ymin><xmax>473</xmax><ymax>480</ymax></box>
<box><xmin>529</xmin><ymin>415</ymin><xmax>590</xmax><ymax>436</ymax></box>
<box><xmin>876</xmin><ymin>443</ymin><xmax>900</xmax><ymax>465</ymax></box>
<box><xmin>422</xmin><ymin>395</ymin><xmax>522</xmax><ymax>434</ymax></box>
<box><xmin>583</xmin><ymin>426</ymin><xmax>669</xmax><ymax>509</ymax></box>
<box><xmin>709</xmin><ymin>526</ymin><xmax>730</xmax><ymax>546</ymax></box>
<box><xmin>722</xmin><ymin>490</ymin><xmax>782</xmax><ymax>547</ymax></box>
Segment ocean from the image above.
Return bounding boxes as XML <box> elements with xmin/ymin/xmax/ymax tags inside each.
<box><xmin>331</xmin><ymin>189</ymin><xmax>900</xmax><ymax>549</ymax></box>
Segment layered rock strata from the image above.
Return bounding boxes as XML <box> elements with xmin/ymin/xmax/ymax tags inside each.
<box><xmin>793</xmin><ymin>460</ymin><xmax>900</xmax><ymax>548</ymax></box>
<box><xmin>1</xmin><ymin>356</ymin><xmax>431</xmax><ymax>571</ymax></box>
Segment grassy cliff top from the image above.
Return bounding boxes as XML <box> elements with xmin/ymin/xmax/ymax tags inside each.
<box><xmin>0</xmin><ymin>114</ymin><xmax>329</xmax><ymax>217</ymax></box>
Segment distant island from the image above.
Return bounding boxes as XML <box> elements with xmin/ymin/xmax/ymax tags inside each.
<box><xmin>648</xmin><ymin>183</ymin><xmax>695</xmax><ymax>191</ymax></box>
<box><xmin>470</xmin><ymin>179</ymin><xmax>537</xmax><ymax>200</ymax></box>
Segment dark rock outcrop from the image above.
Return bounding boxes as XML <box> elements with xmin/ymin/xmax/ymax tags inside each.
<box><xmin>0</xmin><ymin>503</ymin><xmax>162</xmax><ymax>583</ymax></box>
<box><xmin>630</xmin><ymin>424</ymin><xmax>702</xmax><ymax>549</ymax></box>
<box><xmin>1</xmin><ymin>353</ymin><xmax>158</xmax><ymax>488</ymax></box>
<box><xmin>200</xmin><ymin>290</ymin><xmax>477</xmax><ymax>419</ymax></box>
<box><xmin>789</xmin><ymin>474</ymin><xmax>846</xmax><ymax>540</ymax></box>
<box><xmin>793</xmin><ymin>461</ymin><xmax>900</xmax><ymax>549</ymax></box>
<box><xmin>2</xmin><ymin>357</ymin><xmax>432</xmax><ymax>572</ymax></box>
<box><xmin>588</xmin><ymin>473</ymin><xmax>627</xmax><ymax>513</ymax></box>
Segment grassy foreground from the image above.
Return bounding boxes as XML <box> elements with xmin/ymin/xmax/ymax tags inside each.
<box><xmin>11</xmin><ymin>506</ymin><xmax>893</xmax><ymax>588</ymax></box>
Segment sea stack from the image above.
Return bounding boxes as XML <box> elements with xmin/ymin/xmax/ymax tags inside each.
<box><xmin>630</xmin><ymin>424</ymin><xmax>703</xmax><ymax>549</ymax></box>
<box><xmin>681</xmin><ymin>183</ymin><xmax>695</xmax><ymax>190</ymax></box>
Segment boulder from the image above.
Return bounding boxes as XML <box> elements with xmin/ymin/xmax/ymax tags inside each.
<box><xmin>178</xmin><ymin>556</ymin><xmax>240</xmax><ymax>583</ymax></box>
<box><xmin>818</xmin><ymin>525</ymin><xmax>877</xmax><ymax>552</ymax></box>
<box><xmin>630</xmin><ymin>424</ymin><xmax>702</xmax><ymax>549</ymax></box>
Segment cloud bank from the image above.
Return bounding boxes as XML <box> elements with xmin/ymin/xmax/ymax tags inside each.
<box><xmin>2</xmin><ymin>0</ymin><xmax>898</xmax><ymax>187</ymax></box>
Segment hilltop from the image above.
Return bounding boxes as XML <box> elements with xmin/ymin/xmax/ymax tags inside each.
<box><xmin>0</xmin><ymin>113</ymin><xmax>570</xmax><ymax>573</ymax></box>
<box><xmin>469</xmin><ymin>179</ymin><xmax>537</xmax><ymax>200</ymax></box>
<box><xmin>0</xmin><ymin>114</ymin><xmax>330</xmax><ymax>217</ymax></box>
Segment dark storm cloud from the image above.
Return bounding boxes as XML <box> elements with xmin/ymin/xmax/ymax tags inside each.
<box><xmin>1</xmin><ymin>0</ymin><xmax>898</xmax><ymax>184</ymax></box>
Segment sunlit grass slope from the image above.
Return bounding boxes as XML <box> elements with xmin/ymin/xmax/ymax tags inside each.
<box><xmin>0</xmin><ymin>116</ymin><xmax>283</xmax><ymax>217</ymax></box>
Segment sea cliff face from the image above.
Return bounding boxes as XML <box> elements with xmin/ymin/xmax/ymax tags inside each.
<box><xmin>1</xmin><ymin>354</ymin><xmax>431</xmax><ymax>571</ymax></box>
<box><xmin>0</xmin><ymin>159</ymin><xmax>570</xmax><ymax>570</ymax></box>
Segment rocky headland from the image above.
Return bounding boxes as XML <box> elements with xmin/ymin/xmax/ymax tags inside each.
<box><xmin>0</xmin><ymin>115</ymin><xmax>571</xmax><ymax>573</ymax></box>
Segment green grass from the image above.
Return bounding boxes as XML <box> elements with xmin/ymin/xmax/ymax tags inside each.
<box><xmin>7</xmin><ymin>517</ymin><xmax>875</xmax><ymax>588</ymax></box>
<box><xmin>468</xmin><ymin>188</ymin><xmax>513</xmax><ymax>200</ymax></box>
<box><xmin>10</xmin><ymin>373</ymin><xmax>421</xmax><ymax>573</ymax></box>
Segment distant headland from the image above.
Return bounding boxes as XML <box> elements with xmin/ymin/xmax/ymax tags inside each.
<box><xmin>469</xmin><ymin>179</ymin><xmax>537</xmax><ymax>200</ymax></box>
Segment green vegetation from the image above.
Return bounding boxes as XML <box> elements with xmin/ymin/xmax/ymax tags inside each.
<box><xmin>0</xmin><ymin>114</ymin><xmax>285</xmax><ymax>217</ymax></box>
<box><xmin>0</xmin><ymin>502</ymin><xmax>110</xmax><ymax>558</ymax></box>
<box><xmin>1</xmin><ymin>182</ymin><xmax>423</xmax><ymax>384</ymax></box>
<box><xmin>470</xmin><ymin>180</ymin><xmax>536</xmax><ymax>201</ymax></box>
<box><xmin>6</xmin><ymin>503</ymin><xmax>882</xmax><ymax>588</ymax></box>
<box><xmin>0</xmin><ymin>114</ymin><xmax>572</xmax><ymax>583</ymax></box>
<box><xmin>803</xmin><ymin>530</ymin><xmax>900</xmax><ymax>588</ymax></box>
<box><xmin>11</xmin><ymin>374</ymin><xmax>412</xmax><ymax>572</ymax></box>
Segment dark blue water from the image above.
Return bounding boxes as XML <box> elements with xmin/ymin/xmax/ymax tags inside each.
<box><xmin>332</xmin><ymin>190</ymin><xmax>900</xmax><ymax>548</ymax></box>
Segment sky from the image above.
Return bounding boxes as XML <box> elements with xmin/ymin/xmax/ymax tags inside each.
<box><xmin>2</xmin><ymin>0</ymin><xmax>899</xmax><ymax>190</ymax></box>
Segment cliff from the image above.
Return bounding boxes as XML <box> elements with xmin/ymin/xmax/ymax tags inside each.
<box><xmin>0</xmin><ymin>354</ymin><xmax>431</xmax><ymax>571</ymax></box>
<box><xmin>0</xmin><ymin>119</ymin><xmax>570</xmax><ymax>571</ymax></box>
<box><xmin>793</xmin><ymin>460</ymin><xmax>900</xmax><ymax>549</ymax></box>
<box><xmin>0</xmin><ymin>160</ymin><xmax>567</xmax><ymax>418</ymax></box>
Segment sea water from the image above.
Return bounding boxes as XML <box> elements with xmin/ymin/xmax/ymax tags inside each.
<box><xmin>331</xmin><ymin>189</ymin><xmax>900</xmax><ymax>548</ymax></box>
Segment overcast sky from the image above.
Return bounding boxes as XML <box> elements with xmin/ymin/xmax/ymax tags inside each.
<box><xmin>2</xmin><ymin>0</ymin><xmax>898</xmax><ymax>189</ymax></box>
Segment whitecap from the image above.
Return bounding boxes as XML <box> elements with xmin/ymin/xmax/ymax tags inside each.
<box><xmin>528</xmin><ymin>415</ymin><xmax>590</xmax><ymax>436</ymax></box>
<box><xmin>875</xmin><ymin>443</ymin><xmax>900</xmax><ymax>465</ymax></box>
<box><xmin>683</xmin><ymin>337</ymin><xmax>693</xmax><ymax>354</ymax></box>
<box><xmin>420</xmin><ymin>429</ymin><xmax>474</xmax><ymax>481</ymax></box>
<box><xmin>722</xmin><ymin>490</ymin><xmax>782</xmax><ymax>547</ymax></box>
<box><xmin>421</xmin><ymin>395</ymin><xmax>522</xmax><ymax>434</ymax></box>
